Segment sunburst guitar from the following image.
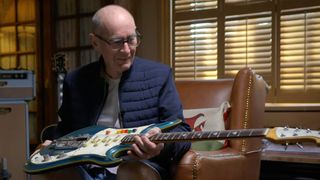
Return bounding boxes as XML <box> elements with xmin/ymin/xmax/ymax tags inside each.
<box><xmin>24</xmin><ymin>119</ymin><xmax>320</xmax><ymax>174</ymax></box>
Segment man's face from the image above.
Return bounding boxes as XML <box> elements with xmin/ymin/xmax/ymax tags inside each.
<box><xmin>92</xmin><ymin>23</ymin><xmax>139</xmax><ymax>79</ymax></box>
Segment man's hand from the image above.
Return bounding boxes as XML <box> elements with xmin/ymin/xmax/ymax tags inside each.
<box><xmin>127</xmin><ymin>127</ymin><xmax>164</xmax><ymax>160</ymax></box>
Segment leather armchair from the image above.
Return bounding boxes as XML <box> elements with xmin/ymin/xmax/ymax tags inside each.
<box><xmin>173</xmin><ymin>67</ymin><xmax>268</xmax><ymax>180</ymax></box>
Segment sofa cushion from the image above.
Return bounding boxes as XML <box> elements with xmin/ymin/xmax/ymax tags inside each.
<box><xmin>183</xmin><ymin>101</ymin><xmax>230</xmax><ymax>151</ymax></box>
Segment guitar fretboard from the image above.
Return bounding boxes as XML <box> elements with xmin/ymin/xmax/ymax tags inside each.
<box><xmin>121</xmin><ymin>128</ymin><xmax>268</xmax><ymax>144</ymax></box>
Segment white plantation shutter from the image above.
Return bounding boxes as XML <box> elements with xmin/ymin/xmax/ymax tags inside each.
<box><xmin>174</xmin><ymin>20</ymin><xmax>218</xmax><ymax>80</ymax></box>
<box><xmin>224</xmin><ymin>14</ymin><xmax>272</xmax><ymax>84</ymax></box>
<box><xmin>175</xmin><ymin>0</ymin><xmax>217</xmax><ymax>12</ymax></box>
<box><xmin>171</xmin><ymin>0</ymin><xmax>320</xmax><ymax>103</ymax></box>
<box><xmin>173</xmin><ymin>0</ymin><xmax>218</xmax><ymax>80</ymax></box>
<box><xmin>280</xmin><ymin>10</ymin><xmax>320</xmax><ymax>91</ymax></box>
<box><xmin>225</xmin><ymin>0</ymin><xmax>271</xmax><ymax>5</ymax></box>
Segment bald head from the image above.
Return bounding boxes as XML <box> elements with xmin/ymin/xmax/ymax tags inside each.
<box><xmin>92</xmin><ymin>5</ymin><xmax>136</xmax><ymax>36</ymax></box>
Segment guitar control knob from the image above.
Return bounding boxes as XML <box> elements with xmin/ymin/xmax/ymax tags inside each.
<box><xmin>42</xmin><ymin>154</ymin><xmax>51</xmax><ymax>162</ymax></box>
<box><xmin>57</xmin><ymin>152</ymin><xmax>66</xmax><ymax>159</ymax></box>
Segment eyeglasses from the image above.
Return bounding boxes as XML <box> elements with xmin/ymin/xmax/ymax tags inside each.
<box><xmin>94</xmin><ymin>31</ymin><xmax>142</xmax><ymax>50</ymax></box>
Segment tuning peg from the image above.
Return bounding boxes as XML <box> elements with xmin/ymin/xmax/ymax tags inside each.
<box><xmin>284</xmin><ymin>141</ymin><xmax>289</xmax><ymax>151</ymax></box>
<box><xmin>306</xmin><ymin>129</ymin><xmax>311</xmax><ymax>133</ymax></box>
<box><xmin>296</xmin><ymin>142</ymin><xmax>304</xmax><ymax>150</ymax></box>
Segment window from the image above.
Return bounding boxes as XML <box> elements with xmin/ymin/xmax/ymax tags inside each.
<box><xmin>171</xmin><ymin>0</ymin><xmax>320</xmax><ymax>103</ymax></box>
<box><xmin>0</xmin><ymin>0</ymin><xmax>36</xmax><ymax>70</ymax></box>
<box><xmin>54</xmin><ymin>0</ymin><xmax>112</xmax><ymax>71</ymax></box>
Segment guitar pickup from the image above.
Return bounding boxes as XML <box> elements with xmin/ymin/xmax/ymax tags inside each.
<box><xmin>52</xmin><ymin>140</ymin><xmax>84</xmax><ymax>150</ymax></box>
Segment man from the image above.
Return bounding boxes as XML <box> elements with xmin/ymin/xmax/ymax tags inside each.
<box><xmin>53</xmin><ymin>4</ymin><xmax>191</xmax><ymax>180</ymax></box>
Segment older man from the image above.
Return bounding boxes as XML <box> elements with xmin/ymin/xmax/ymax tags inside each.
<box><xmin>53</xmin><ymin>4</ymin><xmax>191</xmax><ymax>180</ymax></box>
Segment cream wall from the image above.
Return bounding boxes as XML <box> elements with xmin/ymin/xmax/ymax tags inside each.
<box><xmin>116</xmin><ymin>0</ymin><xmax>168</xmax><ymax>64</ymax></box>
<box><xmin>135</xmin><ymin>0</ymin><xmax>161</xmax><ymax>62</ymax></box>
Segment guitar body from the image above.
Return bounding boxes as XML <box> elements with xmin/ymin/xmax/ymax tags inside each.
<box><xmin>25</xmin><ymin>120</ymin><xmax>181</xmax><ymax>174</ymax></box>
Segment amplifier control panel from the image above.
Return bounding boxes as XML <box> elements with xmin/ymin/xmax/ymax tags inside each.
<box><xmin>0</xmin><ymin>70</ymin><xmax>35</xmax><ymax>100</ymax></box>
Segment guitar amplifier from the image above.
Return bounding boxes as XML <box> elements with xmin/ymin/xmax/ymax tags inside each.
<box><xmin>0</xmin><ymin>70</ymin><xmax>36</xmax><ymax>100</ymax></box>
<box><xmin>0</xmin><ymin>101</ymin><xmax>30</xmax><ymax>180</ymax></box>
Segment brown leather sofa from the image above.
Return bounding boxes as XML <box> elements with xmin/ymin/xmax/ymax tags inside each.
<box><xmin>173</xmin><ymin>67</ymin><xmax>268</xmax><ymax>180</ymax></box>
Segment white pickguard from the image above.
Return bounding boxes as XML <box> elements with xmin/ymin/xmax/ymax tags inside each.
<box><xmin>30</xmin><ymin>125</ymin><xmax>149</xmax><ymax>165</ymax></box>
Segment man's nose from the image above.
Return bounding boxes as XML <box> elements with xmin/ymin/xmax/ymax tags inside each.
<box><xmin>120</xmin><ymin>42</ymin><xmax>131</xmax><ymax>53</ymax></box>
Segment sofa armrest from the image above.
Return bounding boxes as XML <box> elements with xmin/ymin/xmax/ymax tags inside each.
<box><xmin>229</xmin><ymin>68</ymin><xmax>268</xmax><ymax>153</ymax></box>
<box><xmin>174</xmin><ymin>147</ymin><xmax>261</xmax><ymax>180</ymax></box>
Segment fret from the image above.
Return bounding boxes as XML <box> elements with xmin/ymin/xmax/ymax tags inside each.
<box><xmin>249</xmin><ymin>130</ymin><xmax>253</xmax><ymax>136</ymax></box>
<box><xmin>207</xmin><ymin>131</ymin><xmax>218</xmax><ymax>139</ymax></box>
<box><xmin>226</xmin><ymin>131</ymin><xmax>231</xmax><ymax>138</ymax></box>
<box><xmin>171</xmin><ymin>132</ymin><xmax>177</xmax><ymax>140</ymax></box>
<box><xmin>238</xmin><ymin>130</ymin><xmax>251</xmax><ymax>137</ymax></box>
<box><xmin>217</xmin><ymin>131</ymin><xmax>221</xmax><ymax>138</ymax></box>
<box><xmin>151</xmin><ymin>134</ymin><xmax>160</xmax><ymax>141</ymax></box>
<box><xmin>159</xmin><ymin>133</ymin><xmax>166</xmax><ymax>141</ymax></box>
<box><xmin>191</xmin><ymin>132</ymin><xmax>196</xmax><ymax>139</ymax></box>
<box><xmin>174</xmin><ymin>132</ymin><xmax>181</xmax><ymax>140</ymax></box>
<box><xmin>208</xmin><ymin>131</ymin><xmax>214</xmax><ymax>138</ymax></box>
<box><xmin>202</xmin><ymin>131</ymin><xmax>211</xmax><ymax>140</ymax></box>
<box><xmin>188</xmin><ymin>132</ymin><xmax>195</xmax><ymax>140</ymax></box>
<box><xmin>194</xmin><ymin>132</ymin><xmax>200</xmax><ymax>139</ymax></box>
<box><xmin>229</xmin><ymin>131</ymin><xmax>239</xmax><ymax>137</ymax></box>
<box><xmin>180</xmin><ymin>132</ymin><xmax>188</xmax><ymax>140</ymax></box>
<box><xmin>219</xmin><ymin>131</ymin><xmax>229</xmax><ymax>138</ymax></box>
<box><xmin>164</xmin><ymin>133</ymin><xmax>170</xmax><ymax>140</ymax></box>
<box><xmin>198</xmin><ymin>132</ymin><xmax>203</xmax><ymax>138</ymax></box>
<box><xmin>199</xmin><ymin>131</ymin><xmax>205</xmax><ymax>139</ymax></box>
<box><xmin>212</xmin><ymin>131</ymin><xmax>218</xmax><ymax>137</ymax></box>
<box><xmin>127</xmin><ymin>135</ymin><xmax>134</xmax><ymax>142</ymax></box>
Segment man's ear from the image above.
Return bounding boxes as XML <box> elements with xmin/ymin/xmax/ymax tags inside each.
<box><xmin>89</xmin><ymin>33</ymin><xmax>100</xmax><ymax>52</ymax></box>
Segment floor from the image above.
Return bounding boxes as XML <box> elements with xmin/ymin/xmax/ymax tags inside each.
<box><xmin>260</xmin><ymin>161</ymin><xmax>320</xmax><ymax>180</ymax></box>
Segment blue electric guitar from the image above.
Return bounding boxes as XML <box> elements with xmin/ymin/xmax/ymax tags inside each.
<box><xmin>24</xmin><ymin>119</ymin><xmax>320</xmax><ymax>174</ymax></box>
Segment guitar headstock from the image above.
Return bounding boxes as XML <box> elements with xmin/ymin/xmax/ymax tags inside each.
<box><xmin>52</xmin><ymin>53</ymin><xmax>67</xmax><ymax>113</ymax></box>
<box><xmin>52</xmin><ymin>53</ymin><xmax>67</xmax><ymax>74</ymax></box>
<box><xmin>266</xmin><ymin>127</ymin><xmax>320</xmax><ymax>145</ymax></box>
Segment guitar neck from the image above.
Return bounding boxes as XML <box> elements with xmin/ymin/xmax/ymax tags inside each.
<box><xmin>121</xmin><ymin>128</ymin><xmax>269</xmax><ymax>144</ymax></box>
<box><xmin>121</xmin><ymin>127</ymin><xmax>320</xmax><ymax>145</ymax></box>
